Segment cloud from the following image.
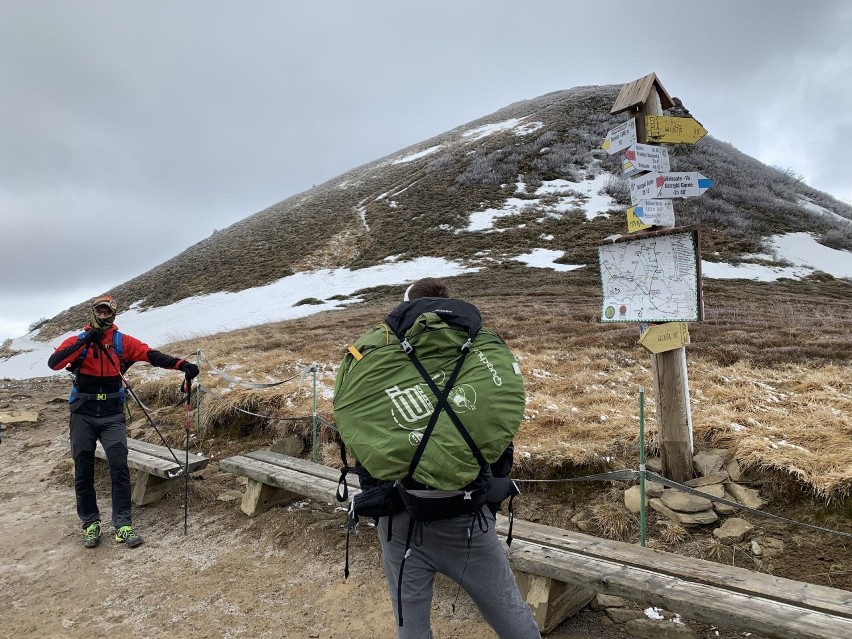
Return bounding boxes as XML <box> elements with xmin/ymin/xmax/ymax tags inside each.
<box><xmin>1</xmin><ymin>0</ymin><xmax>851</xmax><ymax>340</ymax></box>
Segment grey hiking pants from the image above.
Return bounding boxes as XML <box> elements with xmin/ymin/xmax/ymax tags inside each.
<box><xmin>377</xmin><ymin>509</ymin><xmax>541</xmax><ymax>639</ymax></box>
<box><xmin>69</xmin><ymin>412</ymin><xmax>132</xmax><ymax>528</ymax></box>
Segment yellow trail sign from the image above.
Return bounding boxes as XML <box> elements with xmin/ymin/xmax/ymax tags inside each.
<box><xmin>639</xmin><ymin>322</ymin><xmax>690</xmax><ymax>354</ymax></box>
<box><xmin>644</xmin><ymin>116</ymin><xmax>707</xmax><ymax>145</ymax></box>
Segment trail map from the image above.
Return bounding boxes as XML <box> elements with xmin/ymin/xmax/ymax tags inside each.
<box><xmin>598</xmin><ymin>229</ymin><xmax>701</xmax><ymax>323</ymax></box>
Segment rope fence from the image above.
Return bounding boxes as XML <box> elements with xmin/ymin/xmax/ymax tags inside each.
<box><xmin>126</xmin><ymin>356</ymin><xmax>852</xmax><ymax>542</ymax></box>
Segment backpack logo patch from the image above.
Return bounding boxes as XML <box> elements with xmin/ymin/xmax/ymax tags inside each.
<box><xmin>385</xmin><ymin>370</ymin><xmax>477</xmax><ymax>445</ymax></box>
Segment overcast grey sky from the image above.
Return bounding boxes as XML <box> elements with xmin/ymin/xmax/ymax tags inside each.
<box><xmin>2</xmin><ymin>1</ymin><xmax>850</xmax><ymax>341</ymax></box>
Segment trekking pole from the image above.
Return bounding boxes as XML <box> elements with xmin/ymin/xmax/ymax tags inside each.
<box><xmin>181</xmin><ymin>374</ymin><xmax>193</xmax><ymax>534</ymax></box>
<box><xmin>94</xmin><ymin>340</ymin><xmax>185</xmax><ymax>474</ymax></box>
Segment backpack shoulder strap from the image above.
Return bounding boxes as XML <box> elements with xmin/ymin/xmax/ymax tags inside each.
<box><xmin>113</xmin><ymin>330</ymin><xmax>123</xmax><ymax>359</ymax></box>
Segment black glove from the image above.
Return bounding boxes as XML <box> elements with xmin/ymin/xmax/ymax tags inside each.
<box><xmin>180</xmin><ymin>362</ymin><xmax>200</xmax><ymax>380</ymax></box>
<box><xmin>83</xmin><ymin>327</ymin><xmax>104</xmax><ymax>345</ymax></box>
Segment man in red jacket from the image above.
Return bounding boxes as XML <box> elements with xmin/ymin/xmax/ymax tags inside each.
<box><xmin>48</xmin><ymin>295</ymin><xmax>199</xmax><ymax>549</ymax></box>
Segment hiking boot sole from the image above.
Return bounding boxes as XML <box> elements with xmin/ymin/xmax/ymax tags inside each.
<box><xmin>83</xmin><ymin>538</ymin><xmax>100</xmax><ymax>548</ymax></box>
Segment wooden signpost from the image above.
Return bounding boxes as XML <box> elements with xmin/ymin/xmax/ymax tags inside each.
<box><xmin>599</xmin><ymin>72</ymin><xmax>713</xmax><ymax>483</ymax></box>
<box><xmin>645</xmin><ymin>115</ymin><xmax>707</xmax><ymax>145</ymax></box>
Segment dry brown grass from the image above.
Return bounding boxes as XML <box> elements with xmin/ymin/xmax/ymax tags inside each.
<box><xmin>121</xmin><ymin>281</ymin><xmax>852</xmax><ymax>505</ymax></box>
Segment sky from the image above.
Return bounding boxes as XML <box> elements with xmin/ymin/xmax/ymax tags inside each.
<box><xmin>2</xmin><ymin>1</ymin><xmax>851</xmax><ymax>342</ymax></box>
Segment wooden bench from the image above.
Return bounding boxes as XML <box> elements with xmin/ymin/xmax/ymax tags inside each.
<box><xmin>495</xmin><ymin>518</ymin><xmax>852</xmax><ymax>638</ymax></box>
<box><xmin>94</xmin><ymin>438</ymin><xmax>210</xmax><ymax>505</ymax></box>
<box><xmin>218</xmin><ymin>451</ymin><xmax>852</xmax><ymax>638</ymax></box>
<box><xmin>219</xmin><ymin>449</ymin><xmax>361</xmax><ymax>517</ymax></box>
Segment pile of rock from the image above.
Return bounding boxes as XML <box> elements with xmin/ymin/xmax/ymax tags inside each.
<box><xmin>624</xmin><ymin>449</ymin><xmax>768</xmax><ymax>532</ymax></box>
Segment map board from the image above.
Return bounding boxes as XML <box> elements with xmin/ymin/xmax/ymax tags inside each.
<box><xmin>598</xmin><ymin>228</ymin><xmax>702</xmax><ymax>323</ymax></box>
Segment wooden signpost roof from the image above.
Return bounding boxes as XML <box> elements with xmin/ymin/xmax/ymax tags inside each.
<box><xmin>610</xmin><ymin>72</ymin><xmax>674</xmax><ymax>114</ymax></box>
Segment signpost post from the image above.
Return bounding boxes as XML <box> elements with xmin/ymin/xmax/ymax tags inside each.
<box><xmin>601</xmin><ymin>72</ymin><xmax>713</xmax><ymax>483</ymax></box>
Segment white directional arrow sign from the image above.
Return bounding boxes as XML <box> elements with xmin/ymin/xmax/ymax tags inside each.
<box><xmin>602</xmin><ymin>118</ymin><xmax>637</xmax><ymax>155</ymax></box>
<box><xmin>622</xmin><ymin>143</ymin><xmax>670</xmax><ymax>177</ymax></box>
<box><xmin>630</xmin><ymin>171</ymin><xmax>713</xmax><ymax>205</ymax></box>
<box><xmin>626</xmin><ymin>200</ymin><xmax>675</xmax><ymax>232</ymax></box>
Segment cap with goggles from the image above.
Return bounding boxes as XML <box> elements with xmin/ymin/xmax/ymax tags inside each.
<box><xmin>90</xmin><ymin>295</ymin><xmax>118</xmax><ymax>328</ymax></box>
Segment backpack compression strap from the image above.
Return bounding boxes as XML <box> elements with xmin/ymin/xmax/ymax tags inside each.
<box><xmin>386</xmin><ymin>297</ymin><xmax>488</xmax><ymax>474</ymax></box>
<box><xmin>402</xmin><ymin>345</ymin><xmax>487</xmax><ymax>478</ymax></box>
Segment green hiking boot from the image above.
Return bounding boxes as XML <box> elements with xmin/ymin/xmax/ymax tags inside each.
<box><xmin>82</xmin><ymin>521</ymin><xmax>101</xmax><ymax>548</ymax></box>
<box><xmin>114</xmin><ymin>525</ymin><xmax>144</xmax><ymax>548</ymax></box>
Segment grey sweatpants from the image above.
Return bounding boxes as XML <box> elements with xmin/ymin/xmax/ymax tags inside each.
<box><xmin>377</xmin><ymin>509</ymin><xmax>541</xmax><ymax>639</ymax></box>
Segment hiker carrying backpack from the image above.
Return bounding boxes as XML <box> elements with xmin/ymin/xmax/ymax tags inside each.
<box><xmin>333</xmin><ymin>278</ymin><xmax>540</xmax><ymax>639</ymax></box>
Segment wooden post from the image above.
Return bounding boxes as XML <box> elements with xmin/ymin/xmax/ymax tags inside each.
<box><xmin>612</xmin><ymin>74</ymin><xmax>693</xmax><ymax>482</ymax></box>
<box><xmin>650</xmin><ymin>347</ymin><xmax>692</xmax><ymax>482</ymax></box>
<box><xmin>639</xmin><ymin>90</ymin><xmax>694</xmax><ymax>483</ymax></box>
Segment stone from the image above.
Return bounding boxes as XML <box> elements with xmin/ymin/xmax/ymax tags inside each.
<box><xmin>624</xmin><ymin>486</ymin><xmax>644</xmax><ymax>514</ymax></box>
<box><xmin>694</xmin><ymin>483</ymin><xmax>725</xmax><ymax>499</ymax></box>
<box><xmin>596</xmin><ymin>594</ymin><xmax>630</xmax><ymax>608</ymax></box>
<box><xmin>693</xmin><ymin>451</ymin><xmax>724</xmax><ymax>476</ymax></box>
<box><xmin>751</xmin><ymin>540</ymin><xmax>763</xmax><ymax>556</ymax></box>
<box><xmin>270</xmin><ymin>436</ymin><xmax>304</xmax><ymax>457</ymax></box>
<box><xmin>713</xmin><ymin>517</ymin><xmax>754</xmax><ymax>542</ymax></box>
<box><xmin>708</xmin><ymin>447</ymin><xmax>733</xmax><ymax>461</ymax></box>
<box><xmin>624</xmin><ymin>618</ymin><xmax>699</xmax><ymax>638</ymax></box>
<box><xmin>649</xmin><ymin>498</ymin><xmax>717</xmax><ymax>526</ymax></box>
<box><xmin>754</xmin><ymin>536</ymin><xmax>785</xmax><ymax>558</ymax></box>
<box><xmin>605</xmin><ymin>607</ymin><xmax>645</xmax><ymax>623</ymax></box>
<box><xmin>646</xmin><ymin>480</ymin><xmax>664</xmax><ymax>497</ymax></box>
<box><xmin>725</xmin><ymin>458</ymin><xmax>742</xmax><ymax>481</ymax></box>
<box><xmin>684</xmin><ymin>471</ymin><xmax>728</xmax><ymax>487</ymax></box>
<box><xmin>646</xmin><ymin>457</ymin><xmax>663</xmax><ymax>473</ymax></box>
<box><xmin>713</xmin><ymin>491</ymin><xmax>739</xmax><ymax>515</ymax></box>
<box><xmin>216</xmin><ymin>490</ymin><xmax>244</xmax><ymax>502</ymax></box>
<box><xmin>725</xmin><ymin>483</ymin><xmax>767</xmax><ymax>510</ymax></box>
<box><xmin>660</xmin><ymin>489</ymin><xmax>712</xmax><ymax>513</ymax></box>
<box><xmin>0</xmin><ymin>411</ymin><xmax>39</xmax><ymax>424</ymax></box>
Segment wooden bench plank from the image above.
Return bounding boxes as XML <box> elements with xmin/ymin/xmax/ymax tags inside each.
<box><xmin>245</xmin><ymin>450</ymin><xmax>348</xmax><ymax>484</ymax></box>
<box><xmin>497</xmin><ymin>519</ymin><xmax>852</xmax><ymax>619</ymax></box>
<box><xmin>505</xmin><ymin>538</ymin><xmax>852</xmax><ymax>639</ymax></box>
<box><xmin>218</xmin><ymin>454</ymin><xmax>361</xmax><ymax>517</ymax></box>
<box><xmin>126</xmin><ymin>438</ymin><xmax>209</xmax><ymax>472</ymax></box>
<box><xmin>92</xmin><ymin>438</ymin><xmax>210</xmax><ymax>505</ymax></box>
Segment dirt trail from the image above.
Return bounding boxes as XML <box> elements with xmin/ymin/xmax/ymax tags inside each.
<box><xmin>3</xmin><ymin>377</ymin><xmax>651</xmax><ymax>639</ymax></box>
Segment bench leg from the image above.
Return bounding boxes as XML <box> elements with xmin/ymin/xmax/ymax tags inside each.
<box><xmin>241</xmin><ymin>479</ymin><xmax>298</xmax><ymax>517</ymax></box>
<box><xmin>514</xmin><ymin>571</ymin><xmax>595</xmax><ymax>634</ymax></box>
<box><xmin>131</xmin><ymin>471</ymin><xmax>179</xmax><ymax>505</ymax></box>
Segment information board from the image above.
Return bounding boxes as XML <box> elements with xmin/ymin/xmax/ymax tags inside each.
<box><xmin>598</xmin><ymin>229</ymin><xmax>702</xmax><ymax>323</ymax></box>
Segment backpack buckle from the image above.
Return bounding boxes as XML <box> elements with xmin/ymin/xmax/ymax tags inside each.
<box><xmin>96</xmin><ymin>393</ymin><xmax>107</xmax><ymax>400</ymax></box>
<box><xmin>400</xmin><ymin>339</ymin><xmax>413</xmax><ymax>354</ymax></box>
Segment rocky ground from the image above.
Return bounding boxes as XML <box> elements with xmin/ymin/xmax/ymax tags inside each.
<box><xmin>1</xmin><ymin>376</ymin><xmax>845</xmax><ymax>639</ymax></box>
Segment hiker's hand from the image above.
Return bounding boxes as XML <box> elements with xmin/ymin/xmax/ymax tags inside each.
<box><xmin>83</xmin><ymin>328</ymin><xmax>104</xmax><ymax>345</ymax></box>
<box><xmin>180</xmin><ymin>362</ymin><xmax>200</xmax><ymax>380</ymax></box>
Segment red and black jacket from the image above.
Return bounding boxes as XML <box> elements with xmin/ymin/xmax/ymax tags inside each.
<box><xmin>48</xmin><ymin>324</ymin><xmax>188</xmax><ymax>417</ymax></box>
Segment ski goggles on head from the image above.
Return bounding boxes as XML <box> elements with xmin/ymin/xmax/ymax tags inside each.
<box><xmin>91</xmin><ymin>296</ymin><xmax>117</xmax><ymax>314</ymax></box>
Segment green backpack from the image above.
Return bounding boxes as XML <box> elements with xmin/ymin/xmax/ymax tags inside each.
<box><xmin>333</xmin><ymin>297</ymin><xmax>525</xmax><ymax>491</ymax></box>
